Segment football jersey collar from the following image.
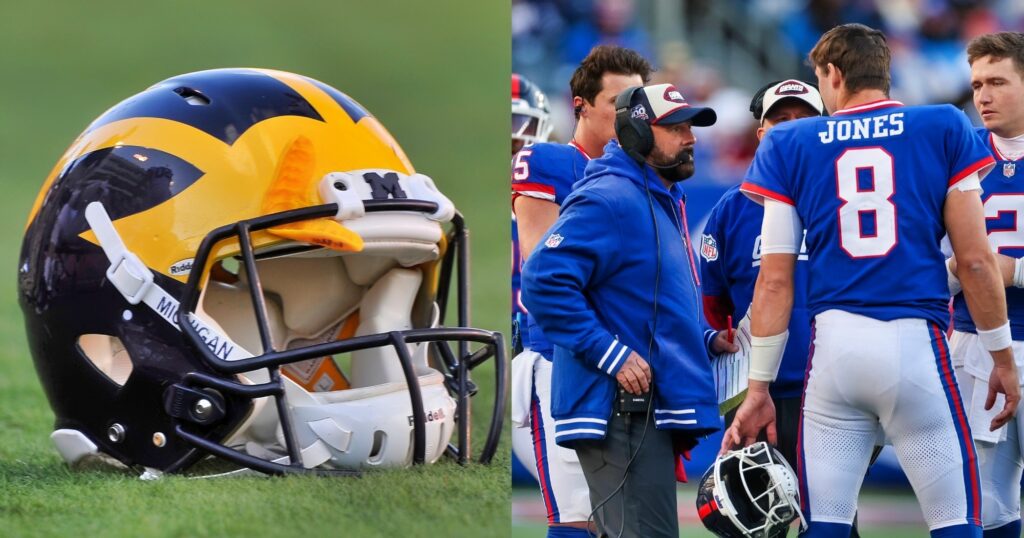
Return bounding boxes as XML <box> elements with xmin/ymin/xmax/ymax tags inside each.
<box><xmin>569</xmin><ymin>139</ymin><xmax>593</xmax><ymax>160</ymax></box>
<box><xmin>990</xmin><ymin>132</ymin><xmax>1024</xmax><ymax>162</ymax></box>
<box><xmin>832</xmin><ymin>99</ymin><xmax>904</xmax><ymax>116</ymax></box>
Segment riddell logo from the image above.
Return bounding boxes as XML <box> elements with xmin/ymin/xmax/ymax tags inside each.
<box><xmin>776</xmin><ymin>81</ymin><xmax>807</xmax><ymax>95</ymax></box>
<box><xmin>169</xmin><ymin>258</ymin><xmax>194</xmax><ymax>276</ymax></box>
<box><xmin>408</xmin><ymin>408</ymin><xmax>447</xmax><ymax>426</ymax></box>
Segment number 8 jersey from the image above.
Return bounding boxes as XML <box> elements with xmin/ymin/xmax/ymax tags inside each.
<box><xmin>741</xmin><ymin>100</ymin><xmax>995</xmax><ymax>327</ymax></box>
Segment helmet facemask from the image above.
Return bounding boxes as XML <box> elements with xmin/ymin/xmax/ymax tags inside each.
<box><xmin>698</xmin><ymin>442</ymin><xmax>805</xmax><ymax>537</ymax></box>
<box><xmin>511</xmin><ymin>107</ymin><xmax>552</xmax><ymax>152</ymax></box>
<box><xmin>167</xmin><ymin>174</ymin><xmax>506</xmax><ymax>476</ymax></box>
<box><xmin>510</xmin><ymin>74</ymin><xmax>553</xmax><ymax>155</ymax></box>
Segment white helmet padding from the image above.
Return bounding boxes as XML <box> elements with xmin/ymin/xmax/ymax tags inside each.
<box><xmin>253</xmin><ymin>256</ymin><xmax>361</xmax><ymax>340</ymax></box>
<box><xmin>197</xmin><ymin>235</ymin><xmax>454</xmax><ymax>469</ymax></box>
<box><xmin>283</xmin><ymin>373</ymin><xmax>454</xmax><ymax>467</ymax></box>
<box><xmin>350</xmin><ymin>267</ymin><xmax>425</xmax><ymax>387</ymax></box>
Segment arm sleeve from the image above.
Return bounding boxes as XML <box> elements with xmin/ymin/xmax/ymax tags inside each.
<box><xmin>521</xmin><ymin>193</ymin><xmax>632</xmax><ymax>377</ymax></box>
<box><xmin>760</xmin><ymin>199</ymin><xmax>804</xmax><ymax>255</ymax></box>
<box><xmin>704</xmin><ymin>325</ymin><xmax>722</xmax><ymax>360</ymax></box>
<box><xmin>948</xmin><ymin>171</ymin><xmax>982</xmax><ymax>194</ymax></box>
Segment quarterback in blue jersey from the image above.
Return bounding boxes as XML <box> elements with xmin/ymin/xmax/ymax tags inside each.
<box><xmin>701</xmin><ymin>78</ymin><xmax>823</xmax><ymax>471</ymax></box>
<box><xmin>725</xmin><ymin>24</ymin><xmax>1020</xmax><ymax>538</ymax></box>
<box><xmin>509</xmin><ymin>47</ymin><xmax>652</xmax><ymax>537</ymax></box>
<box><xmin>945</xmin><ymin>32</ymin><xmax>1024</xmax><ymax>538</ymax></box>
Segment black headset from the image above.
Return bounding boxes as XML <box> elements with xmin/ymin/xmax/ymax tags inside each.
<box><xmin>614</xmin><ymin>86</ymin><xmax>653</xmax><ymax>164</ymax></box>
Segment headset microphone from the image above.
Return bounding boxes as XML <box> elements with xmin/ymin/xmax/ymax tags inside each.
<box><xmin>649</xmin><ymin>150</ymin><xmax>693</xmax><ymax>170</ymax></box>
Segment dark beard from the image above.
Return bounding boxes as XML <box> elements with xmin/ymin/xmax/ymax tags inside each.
<box><xmin>650</xmin><ymin>148</ymin><xmax>695</xmax><ymax>182</ymax></box>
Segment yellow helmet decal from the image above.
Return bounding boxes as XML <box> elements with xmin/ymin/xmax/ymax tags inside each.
<box><xmin>45</xmin><ymin>69</ymin><xmax>415</xmax><ymax>282</ymax></box>
<box><xmin>262</xmin><ymin>135</ymin><xmax>364</xmax><ymax>252</ymax></box>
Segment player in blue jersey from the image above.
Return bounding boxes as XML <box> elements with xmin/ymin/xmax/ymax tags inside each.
<box><xmin>944</xmin><ymin>32</ymin><xmax>1024</xmax><ymax>538</ymax></box>
<box><xmin>701</xmin><ymin>78</ymin><xmax>823</xmax><ymax>472</ymax></box>
<box><xmin>723</xmin><ymin>24</ymin><xmax>1020</xmax><ymax>537</ymax></box>
<box><xmin>511</xmin><ymin>73</ymin><xmax>553</xmax><ymax>340</ymax></box>
<box><xmin>509</xmin><ymin>47</ymin><xmax>652</xmax><ymax>537</ymax></box>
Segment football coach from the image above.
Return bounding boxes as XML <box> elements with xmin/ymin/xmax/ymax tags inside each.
<box><xmin>521</xmin><ymin>84</ymin><xmax>737</xmax><ymax>538</ymax></box>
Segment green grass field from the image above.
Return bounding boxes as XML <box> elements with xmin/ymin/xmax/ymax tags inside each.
<box><xmin>0</xmin><ymin>1</ymin><xmax>510</xmax><ymax>536</ymax></box>
<box><xmin>512</xmin><ymin>487</ymin><xmax>932</xmax><ymax>537</ymax></box>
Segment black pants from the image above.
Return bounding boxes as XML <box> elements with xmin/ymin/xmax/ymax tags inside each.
<box><xmin>574</xmin><ymin>409</ymin><xmax>677</xmax><ymax>538</ymax></box>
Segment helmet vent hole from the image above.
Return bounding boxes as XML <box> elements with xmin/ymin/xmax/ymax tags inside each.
<box><xmin>368</xmin><ymin>430</ymin><xmax>387</xmax><ymax>463</ymax></box>
<box><xmin>77</xmin><ymin>334</ymin><xmax>134</xmax><ymax>386</ymax></box>
<box><xmin>173</xmin><ymin>86</ymin><xmax>210</xmax><ymax>106</ymax></box>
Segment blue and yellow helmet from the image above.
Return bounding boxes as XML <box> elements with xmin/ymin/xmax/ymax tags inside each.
<box><xmin>19</xmin><ymin>68</ymin><xmax>506</xmax><ymax>476</ymax></box>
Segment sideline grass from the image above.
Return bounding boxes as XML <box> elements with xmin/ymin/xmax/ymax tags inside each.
<box><xmin>0</xmin><ymin>1</ymin><xmax>510</xmax><ymax>536</ymax></box>
<box><xmin>512</xmin><ymin>487</ymin><xmax>929</xmax><ymax>538</ymax></box>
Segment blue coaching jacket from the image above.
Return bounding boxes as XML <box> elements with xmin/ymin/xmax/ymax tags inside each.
<box><xmin>521</xmin><ymin>141</ymin><xmax>722</xmax><ymax>448</ymax></box>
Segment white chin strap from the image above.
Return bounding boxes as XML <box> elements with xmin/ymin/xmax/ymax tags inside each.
<box><xmin>84</xmin><ymin>202</ymin><xmax>252</xmax><ymax>363</ymax></box>
<box><xmin>78</xmin><ymin>202</ymin><xmax>340</xmax><ymax>477</ymax></box>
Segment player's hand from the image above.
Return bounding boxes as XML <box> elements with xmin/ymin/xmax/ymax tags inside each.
<box><xmin>720</xmin><ymin>383</ymin><xmax>776</xmax><ymax>455</ymax></box>
<box><xmin>986</xmin><ymin>357</ymin><xmax>1020</xmax><ymax>431</ymax></box>
<box><xmin>711</xmin><ymin>329</ymin><xmax>740</xmax><ymax>355</ymax></box>
<box><xmin>616</xmin><ymin>351</ymin><xmax>652</xmax><ymax>395</ymax></box>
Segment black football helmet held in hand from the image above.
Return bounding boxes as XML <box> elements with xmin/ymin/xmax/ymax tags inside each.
<box><xmin>18</xmin><ymin>68</ymin><xmax>506</xmax><ymax>477</ymax></box>
<box><xmin>697</xmin><ymin>442</ymin><xmax>805</xmax><ymax>537</ymax></box>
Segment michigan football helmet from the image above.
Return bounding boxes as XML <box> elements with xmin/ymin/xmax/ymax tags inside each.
<box><xmin>697</xmin><ymin>442</ymin><xmax>805</xmax><ymax>537</ymax></box>
<box><xmin>18</xmin><ymin>68</ymin><xmax>506</xmax><ymax>477</ymax></box>
<box><xmin>511</xmin><ymin>73</ymin><xmax>553</xmax><ymax>155</ymax></box>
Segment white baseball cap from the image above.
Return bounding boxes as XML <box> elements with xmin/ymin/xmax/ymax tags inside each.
<box><xmin>758</xmin><ymin>79</ymin><xmax>824</xmax><ymax>122</ymax></box>
<box><xmin>626</xmin><ymin>83</ymin><xmax>717</xmax><ymax>127</ymax></box>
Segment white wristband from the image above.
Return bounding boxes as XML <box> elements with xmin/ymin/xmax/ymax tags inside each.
<box><xmin>946</xmin><ymin>258</ymin><xmax>962</xmax><ymax>296</ymax></box>
<box><xmin>978</xmin><ymin>321</ymin><xmax>1012</xmax><ymax>351</ymax></box>
<box><xmin>749</xmin><ymin>331</ymin><xmax>788</xmax><ymax>382</ymax></box>
<box><xmin>1014</xmin><ymin>257</ymin><xmax>1024</xmax><ymax>289</ymax></box>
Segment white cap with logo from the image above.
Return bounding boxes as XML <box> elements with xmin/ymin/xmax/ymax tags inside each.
<box><xmin>759</xmin><ymin>79</ymin><xmax>824</xmax><ymax>122</ymax></box>
<box><xmin>628</xmin><ymin>83</ymin><xmax>717</xmax><ymax>127</ymax></box>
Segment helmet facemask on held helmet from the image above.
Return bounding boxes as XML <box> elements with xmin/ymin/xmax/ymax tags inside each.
<box><xmin>19</xmin><ymin>68</ymin><xmax>506</xmax><ymax>477</ymax></box>
<box><xmin>511</xmin><ymin>73</ymin><xmax>554</xmax><ymax>155</ymax></box>
<box><xmin>696</xmin><ymin>442</ymin><xmax>806</xmax><ymax>537</ymax></box>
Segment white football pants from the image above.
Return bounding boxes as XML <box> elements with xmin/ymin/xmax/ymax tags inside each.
<box><xmin>510</xmin><ymin>351</ymin><xmax>591</xmax><ymax>523</ymax></box>
<box><xmin>800</xmin><ymin>310</ymin><xmax>980</xmax><ymax>531</ymax></box>
<box><xmin>950</xmin><ymin>330</ymin><xmax>1024</xmax><ymax>530</ymax></box>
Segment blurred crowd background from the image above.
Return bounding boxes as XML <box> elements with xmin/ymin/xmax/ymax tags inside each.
<box><xmin>514</xmin><ymin>0</ymin><xmax>1024</xmax><ymax>187</ymax></box>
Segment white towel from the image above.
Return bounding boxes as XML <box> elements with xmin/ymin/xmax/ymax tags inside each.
<box><xmin>511</xmin><ymin>350</ymin><xmax>541</xmax><ymax>428</ymax></box>
<box><xmin>967</xmin><ymin>372</ymin><xmax>1009</xmax><ymax>444</ymax></box>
